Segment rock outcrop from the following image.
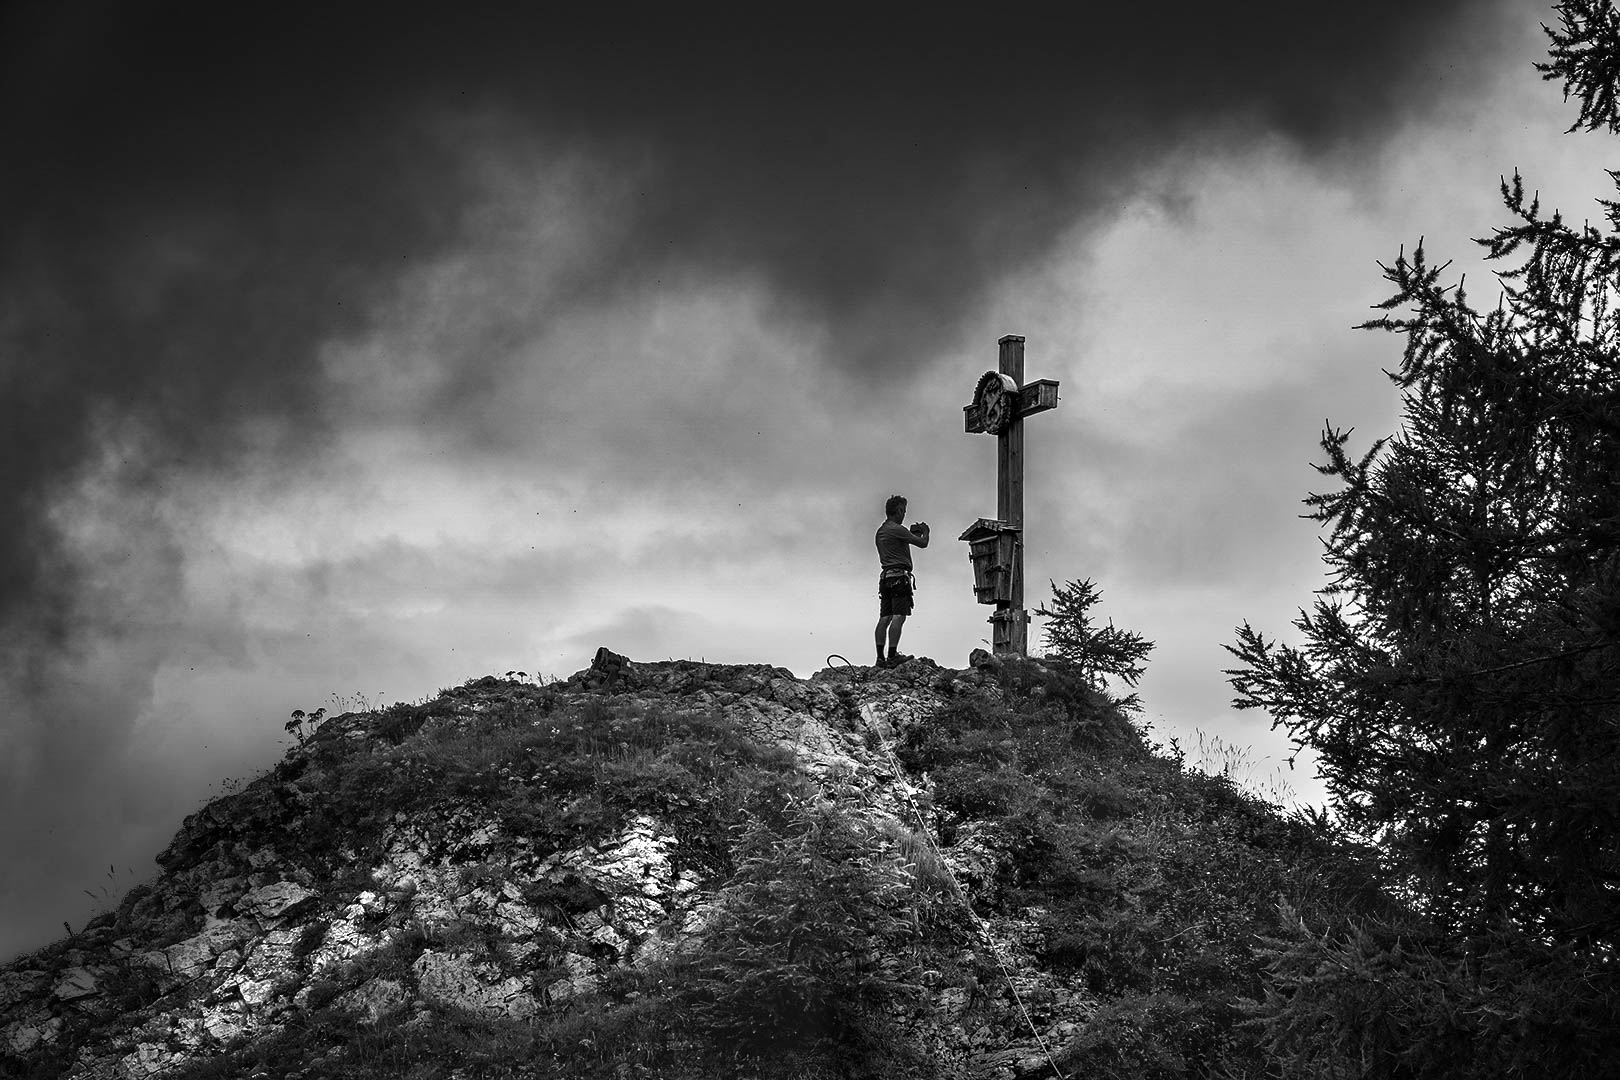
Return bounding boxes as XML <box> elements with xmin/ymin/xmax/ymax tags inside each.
<box><xmin>0</xmin><ymin>654</ymin><xmax>1097</xmax><ymax>1079</ymax></box>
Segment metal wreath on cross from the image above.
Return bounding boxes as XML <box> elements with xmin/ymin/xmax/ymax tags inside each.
<box><xmin>973</xmin><ymin>371</ymin><xmax>1019</xmax><ymax>435</ymax></box>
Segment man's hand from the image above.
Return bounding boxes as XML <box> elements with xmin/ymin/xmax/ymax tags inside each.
<box><xmin>910</xmin><ymin>522</ymin><xmax>929</xmax><ymax>535</ymax></box>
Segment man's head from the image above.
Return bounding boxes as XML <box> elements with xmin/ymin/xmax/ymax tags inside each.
<box><xmin>885</xmin><ymin>494</ymin><xmax>907</xmax><ymax>521</ymax></box>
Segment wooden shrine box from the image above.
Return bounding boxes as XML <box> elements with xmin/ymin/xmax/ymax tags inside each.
<box><xmin>958</xmin><ymin>518</ymin><xmax>1021</xmax><ymax>605</ymax></box>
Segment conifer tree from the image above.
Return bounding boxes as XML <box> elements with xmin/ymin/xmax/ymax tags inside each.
<box><xmin>1227</xmin><ymin>0</ymin><xmax>1620</xmax><ymax>952</ymax></box>
<box><xmin>1036</xmin><ymin>578</ymin><xmax>1154</xmax><ymax>697</ymax></box>
<box><xmin>1224</xmin><ymin>8</ymin><xmax>1620</xmax><ymax>1070</ymax></box>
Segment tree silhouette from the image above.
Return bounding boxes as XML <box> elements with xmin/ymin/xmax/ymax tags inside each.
<box><xmin>1036</xmin><ymin>578</ymin><xmax>1153</xmax><ymax>701</ymax></box>
<box><xmin>1226</xmin><ymin>2</ymin><xmax>1620</xmax><ymax>1071</ymax></box>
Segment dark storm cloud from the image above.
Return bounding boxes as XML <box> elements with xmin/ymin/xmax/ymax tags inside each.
<box><xmin>0</xmin><ymin>0</ymin><xmax>1532</xmax><ymax>957</ymax></box>
<box><xmin>2</xmin><ymin>0</ymin><xmax>1517</xmax><ymax>519</ymax></box>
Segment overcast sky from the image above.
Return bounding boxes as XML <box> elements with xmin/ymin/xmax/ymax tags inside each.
<box><xmin>3</xmin><ymin>1</ymin><xmax>1615</xmax><ymax>961</ymax></box>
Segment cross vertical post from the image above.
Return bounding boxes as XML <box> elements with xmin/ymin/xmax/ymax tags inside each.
<box><xmin>998</xmin><ymin>335</ymin><xmax>1027</xmax><ymax>653</ymax></box>
<box><xmin>961</xmin><ymin>334</ymin><xmax>1060</xmax><ymax>656</ymax></box>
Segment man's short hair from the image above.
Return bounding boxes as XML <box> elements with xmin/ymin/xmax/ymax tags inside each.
<box><xmin>885</xmin><ymin>494</ymin><xmax>907</xmax><ymax>517</ymax></box>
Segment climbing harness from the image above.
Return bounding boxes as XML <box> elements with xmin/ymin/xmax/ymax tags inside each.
<box><xmin>822</xmin><ymin>655</ymin><xmax>1067</xmax><ymax>1077</ymax></box>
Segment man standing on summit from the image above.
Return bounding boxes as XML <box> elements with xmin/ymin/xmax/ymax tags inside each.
<box><xmin>875</xmin><ymin>494</ymin><xmax>929</xmax><ymax>667</ymax></box>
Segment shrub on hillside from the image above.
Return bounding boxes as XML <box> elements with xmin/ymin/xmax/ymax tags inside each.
<box><xmin>675</xmin><ymin>797</ymin><xmax>932</xmax><ymax>1059</ymax></box>
<box><xmin>886</xmin><ymin>650</ymin><xmax>1390</xmax><ymax>1078</ymax></box>
<box><xmin>1253</xmin><ymin>907</ymin><xmax>1620</xmax><ymax>1079</ymax></box>
<box><xmin>1035</xmin><ymin>578</ymin><xmax>1154</xmax><ymax>701</ymax></box>
<box><xmin>527</xmin><ymin>793</ymin><xmax>954</xmax><ymax>1078</ymax></box>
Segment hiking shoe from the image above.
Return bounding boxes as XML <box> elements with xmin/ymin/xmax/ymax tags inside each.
<box><xmin>885</xmin><ymin>653</ymin><xmax>914</xmax><ymax>668</ymax></box>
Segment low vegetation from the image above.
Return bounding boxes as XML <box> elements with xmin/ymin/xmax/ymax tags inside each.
<box><xmin>24</xmin><ymin>638</ymin><xmax>1595</xmax><ymax>1078</ymax></box>
<box><xmin>138</xmin><ymin>657</ymin><xmax>1400</xmax><ymax>1080</ymax></box>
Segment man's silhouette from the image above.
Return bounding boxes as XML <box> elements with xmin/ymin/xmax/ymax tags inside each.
<box><xmin>875</xmin><ymin>494</ymin><xmax>929</xmax><ymax>666</ymax></box>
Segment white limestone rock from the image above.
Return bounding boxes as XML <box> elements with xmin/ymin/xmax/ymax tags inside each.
<box><xmin>333</xmin><ymin>977</ymin><xmax>408</xmax><ymax>1025</ymax></box>
<box><xmin>245</xmin><ymin>847</ymin><xmax>280</xmax><ymax>871</ymax></box>
<box><xmin>199</xmin><ymin>1000</ymin><xmax>249</xmax><ymax>1043</ymax></box>
<box><xmin>613</xmin><ymin>895</ymin><xmax>666</xmax><ymax>941</ymax></box>
<box><xmin>52</xmin><ymin>966</ymin><xmax>100</xmax><ymax>1002</ymax></box>
<box><xmin>308</xmin><ymin>918</ymin><xmax>372</xmax><ymax>973</ymax></box>
<box><xmin>492</xmin><ymin>898</ymin><xmax>544</xmax><ymax>938</ymax></box>
<box><xmin>140</xmin><ymin>921</ymin><xmax>248</xmax><ymax>982</ymax></box>
<box><xmin>411</xmin><ymin>950</ymin><xmax>538</xmax><ymax>1021</ymax></box>
<box><xmin>232</xmin><ymin>927</ymin><xmax>304</xmax><ymax>999</ymax></box>
<box><xmin>229</xmin><ymin>975</ymin><xmax>281</xmax><ymax>1009</ymax></box>
<box><xmin>236</xmin><ymin>881</ymin><xmax>318</xmax><ymax>924</ymax></box>
<box><xmin>197</xmin><ymin>878</ymin><xmax>246</xmax><ymax>917</ymax></box>
<box><xmin>543</xmin><ymin>952</ymin><xmax>601</xmax><ymax>1003</ymax></box>
<box><xmin>116</xmin><ymin>1038</ymin><xmax>184</xmax><ymax>1078</ymax></box>
<box><xmin>4</xmin><ymin>1013</ymin><xmax>62</xmax><ymax>1054</ymax></box>
<box><xmin>588</xmin><ymin>924</ymin><xmax>626</xmax><ymax>955</ymax></box>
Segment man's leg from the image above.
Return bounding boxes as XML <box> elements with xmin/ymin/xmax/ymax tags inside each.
<box><xmin>875</xmin><ymin>616</ymin><xmax>891</xmax><ymax>665</ymax></box>
<box><xmin>886</xmin><ymin>614</ymin><xmax>906</xmax><ymax>658</ymax></box>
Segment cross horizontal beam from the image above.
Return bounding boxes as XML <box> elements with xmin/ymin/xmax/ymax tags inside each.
<box><xmin>962</xmin><ymin>379</ymin><xmax>1061</xmax><ymax>433</ymax></box>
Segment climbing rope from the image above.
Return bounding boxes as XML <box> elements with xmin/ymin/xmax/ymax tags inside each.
<box><xmin>823</xmin><ymin>654</ymin><xmax>1066</xmax><ymax>1077</ymax></box>
<box><xmin>826</xmin><ymin>653</ymin><xmax>871</xmax><ymax>684</ymax></box>
<box><xmin>873</xmin><ymin>737</ymin><xmax>1067</xmax><ymax>1079</ymax></box>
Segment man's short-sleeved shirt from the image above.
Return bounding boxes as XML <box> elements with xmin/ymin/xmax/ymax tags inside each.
<box><xmin>876</xmin><ymin>520</ymin><xmax>916</xmax><ymax>571</ymax></box>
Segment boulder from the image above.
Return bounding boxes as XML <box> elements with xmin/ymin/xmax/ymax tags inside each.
<box><xmin>411</xmin><ymin>951</ymin><xmax>539</xmax><ymax>1021</ymax></box>
<box><xmin>333</xmin><ymin>978</ymin><xmax>408</xmax><ymax>1025</ymax></box>
<box><xmin>51</xmin><ymin>966</ymin><xmax>100</xmax><ymax>1002</ymax></box>
<box><xmin>3</xmin><ymin>1014</ymin><xmax>61</xmax><ymax>1054</ymax></box>
<box><xmin>583</xmin><ymin>646</ymin><xmax>640</xmax><ymax>689</ymax></box>
<box><xmin>543</xmin><ymin>952</ymin><xmax>601</xmax><ymax>1003</ymax></box>
<box><xmin>237</xmin><ymin>881</ymin><xmax>318</xmax><ymax>924</ymax></box>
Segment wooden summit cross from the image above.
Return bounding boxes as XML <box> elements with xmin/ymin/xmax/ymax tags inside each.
<box><xmin>959</xmin><ymin>335</ymin><xmax>1060</xmax><ymax>656</ymax></box>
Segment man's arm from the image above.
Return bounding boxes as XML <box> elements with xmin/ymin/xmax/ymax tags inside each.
<box><xmin>908</xmin><ymin>522</ymin><xmax>930</xmax><ymax>548</ymax></box>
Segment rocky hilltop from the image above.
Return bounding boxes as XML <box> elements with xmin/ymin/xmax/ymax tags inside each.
<box><xmin>0</xmin><ymin>650</ymin><xmax>1365</xmax><ymax>1080</ymax></box>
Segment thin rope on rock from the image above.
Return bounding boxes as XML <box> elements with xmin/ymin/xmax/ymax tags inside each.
<box><xmin>821</xmin><ymin>652</ymin><xmax>1067</xmax><ymax>1076</ymax></box>
<box><xmin>873</xmin><ymin>716</ymin><xmax>1067</xmax><ymax>1078</ymax></box>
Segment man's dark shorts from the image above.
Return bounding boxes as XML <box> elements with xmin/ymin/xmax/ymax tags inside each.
<box><xmin>879</xmin><ymin>571</ymin><xmax>914</xmax><ymax>617</ymax></box>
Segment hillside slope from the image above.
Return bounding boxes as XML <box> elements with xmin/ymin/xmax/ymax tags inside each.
<box><xmin>0</xmin><ymin>651</ymin><xmax>1377</xmax><ymax>1079</ymax></box>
